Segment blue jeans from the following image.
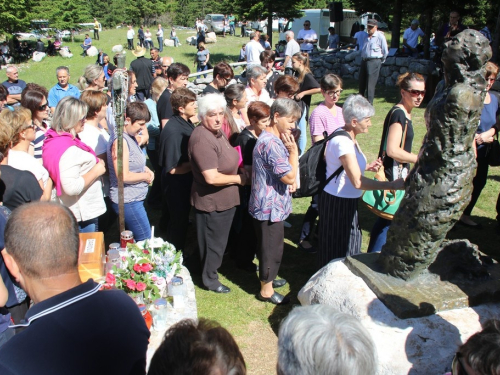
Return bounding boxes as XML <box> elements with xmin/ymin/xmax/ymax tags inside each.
<box><xmin>157</xmin><ymin>37</ymin><xmax>163</xmax><ymax>52</ymax></box>
<box><xmin>197</xmin><ymin>64</ymin><xmax>208</xmax><ymax>78</ymax></box>
<box><xmin>79</xmin><ymin>217</ymin><xmax>98</xmax><ymax>233</ymax></box>
<box><xmin>297</xmin><ymin>108</ymin><xmax>307</xmax><ymax>157</ymax></box>
<box><xmin>367</xmin><ymin>217</ymin><xmax>391</xmax><ymax>253</ymax></box>
<box><xmin>171</xmin><ymin>37</ymin><xmax>180</xmax><ymax>46</ymax></box>
<box><xmin>112</xmin><ymin>200</ymin><xmax>151</xmax><ymax>241</ymax></box>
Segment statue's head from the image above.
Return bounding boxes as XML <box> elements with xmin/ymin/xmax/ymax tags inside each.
<box><xmin>442</xmin><ymin>30</ymin><xmax>491</xmax><ymax>90</ymax></box>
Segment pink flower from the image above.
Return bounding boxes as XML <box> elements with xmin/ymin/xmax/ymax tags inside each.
<box><xmin>131</xmin><ymin>272</ymin><xmax>136</xmax><ymax>278</ymax></box>
<box><xmin>124</xmin><ymin>279</ymin><xmax>137</xmax><ymax>291</ymax></box>
<box><xmin>136</xmin><ymin>282</ymin><xmax>147</xmax><ymax>291</ymax></box>
<box><xmin>105</xmin><ymin>273</ymin><xmax>116</xmax><ymax>285</ymax></box>
<box><xmin>133</xmin><ymin>263</ymin><xmax>142</xmax><ymax>273</ymax></box>
<box><xmin>103</xmin><ymin>284</ymin><xmax>112</xmax><ymax>290</ymax></box>
<box><xmin>142</xmin><ymin>249</ymin><xmax>150</xmax><ymax>254</ymax></box>
<box><xmin>151</xmin><ymin>276</ymin><xmax>157</xmax><ymax>282</ymax></box>
<box><xmin>140</xmin><ymin>263</ymin><xmax>153</xmax><ymax>273</ymax></box>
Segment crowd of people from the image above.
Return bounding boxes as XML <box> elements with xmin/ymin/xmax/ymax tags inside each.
<box><xmin>0</xmin><ymin>13</ymin><xmax>498</xmax><ymax>374</ymax></box>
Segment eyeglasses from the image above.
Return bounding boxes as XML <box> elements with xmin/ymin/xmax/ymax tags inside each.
<box><xmin>38</xmin><ymin>103</ymin><xmax>48</xmax><ymax>111</ymax></box>
<box><xmin>24</xmin><ymin>122</ymin><xmax>36</xmax><ymax>131</ymax></box>
<box><xmin>406</xmin><ymin>89</ymin><xmax>426</xmax><ymax>97</ymax></box>
<box><xmin>451</xmin><ymin>352</ymin><xmax>471</xmax><ymax>375</ymax></box>
<box><xmin>326</xmin><ymin>89</ymin><xmax>343</xmax><ymax>97</ymax></box>
<box><xmin>304</xmin><ymin>24</ymin><xmax>310</xmax><ymax>26</ymax></box>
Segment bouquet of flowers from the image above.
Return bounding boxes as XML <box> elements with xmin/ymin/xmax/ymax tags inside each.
<box><xmin>104</xmin><ymin>239</ymin><xmax>183</xmax><ymax>302</ymax></box>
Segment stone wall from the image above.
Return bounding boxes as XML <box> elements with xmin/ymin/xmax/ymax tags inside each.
<box><xmin>310</xmin><ymin>50</ymin><xmax>435</xmax><ymax>86</ymax></box>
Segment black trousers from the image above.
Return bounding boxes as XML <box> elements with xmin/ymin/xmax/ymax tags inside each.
<box><xmin>196</xmin><ymin>207</ymin><xmax>236</xmax><ymax>290</ymax></box>
<box><xmin>358</xmin><ymin>58</ymin><xmax>382</xmax><ymax>105</ymax></box>
<box><xmin>127</xmin><ymin>38</ymin><xmax>133</xmax><ymax>49</ymax></box>
<box><xmin>253</xmin><ymin>218</ymin><xmax>284</xmax><ymax>283</ymax></box>
<box><xmin>94</xmin><ymin>29</ymin><xmax>99</xmax><ymax>40</ymax></box>
<box><xmin>464</xmin><ymin>156</ymin><xmax>489</xmax><ymax>216</ymax></box>
<box><xmin>318</xmin><ymin>192</ymin><xmax>361</xmax><ymax>269</ymax></box>
<box><xmin>161</xmin><ymin>171</ymin><xmax>193</xmax><ymax>251</ymax></box>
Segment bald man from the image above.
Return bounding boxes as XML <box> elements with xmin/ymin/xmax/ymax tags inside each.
<box><xmin>0</xmin><ymin>202</ymin><xmax>150</xmax><ymax>374</ymax></box>
<box><xmin>161</xmin><ymin>56</ymin><xmax>174</xmax><ymax>78</ymax></box>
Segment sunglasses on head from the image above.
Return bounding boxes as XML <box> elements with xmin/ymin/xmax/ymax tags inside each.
<box><xmin>38</xmin><ymin>103</ymin><xmax>48</xmax><ymax>111</ymax></box>
<box><xmin>406</xmin><ymin>89</ymin><xmax>426</xmax><ymax>97</ymax></box>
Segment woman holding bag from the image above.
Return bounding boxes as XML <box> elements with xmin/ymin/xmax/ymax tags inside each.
<box><xmin>318</xmin><ymin>94</ymin><xmax>404</xmax><ymax>268</ymax></box>
<box><xmin>367</xmin><ymin>72</ymin><xmax>424</xmax><ymax>252</ymax></box>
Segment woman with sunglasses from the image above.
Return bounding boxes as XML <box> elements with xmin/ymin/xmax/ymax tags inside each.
<box><xmin>459</xmin><ymin>62</ymin><xmax>499</xmax><ymax>229</ymax></box>
<box><xmin>42</xmin><ymin>96</ymin><xmax>106</xmax><ymax>233</ymax></box>
<box><xmin>20</xmin><ymin>90</ymin><xmax>50</xmax><ymax>163</ymax></box>
<box><xmin>367</xmin><ymin>72</ymin><xmax>424</xmax><ymax>252</ymax></box>
<box><xmin>3</xmin><ymin>107</ymin><xmax>52</xmax><ymax>201</ymax></box>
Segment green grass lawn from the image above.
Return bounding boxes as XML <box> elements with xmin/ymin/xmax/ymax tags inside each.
<box><xmin>6</xmin><ymin>27</ymin><xmax>500</xmax><ymax>374</ymax></box>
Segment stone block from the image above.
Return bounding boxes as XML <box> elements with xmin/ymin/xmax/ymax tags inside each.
<box><xmin>164</xmin><ymin>39</ymin><xmax>175</xmax><ymax>47</ymax></box>
<box><xmin>409</xmin><ymin>62</ymin><xmax>428</xmax><ymax>74</ymax></box>
<box><xmin>391</xmin><ymin>71</ymin><xmax>400</xmax><ymax>80</ymax></box>
<box><xmin>384</xmin><ymin>56</ymin><xmax>396</xmax><ymax>65</ymax></box>
<box><xmin>186</xmin><ymin>36</ymin><xmax>197</xmax><ymax>45</ymax></box>
<box><xmin>322</xmin><ymin>62</ymin><xmax>333</xmax><ymax>70</ymax></box>
<box><xmin>385</xmin><ymin>76</ymin><xmax>394</xmax><ymax>86</ymax></box>
<box><xmin>396</xmin><ymin>57</ymin><xmax>409</xmax><ymax>67</ymax></box>
<box><xmin>324</xmin><ymin>55</ymin><xmax>337</xmax><ymax>64</ymax></box>
<box><xmin>380</xmin><ymin>66</ymin><xmax>392</xmax><ymax>77</ymax></box>
<box><xmin>313</xmin><ymin>67</ymin><xmax>325</xmax><ymax>79</ymax></box>
<box><xmin>354</xmin><ymin>55</ymin><xmax>362</xmax><ymax>66</ymax></box>
<box><xmin>340</xmin><ymin>63</ymin><xmax>356</xmax><ymax>76</ymax></box>
<box><xmin>344</xmin><ymin>50</ymin><xmax>359</xmax><ymax>62</ymax></box>
<box><xmin>400</xmin><ymin>67</ymin><xmax>408</xmax><ymax>74</ymax></box>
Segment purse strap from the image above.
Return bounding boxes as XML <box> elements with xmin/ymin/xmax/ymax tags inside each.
<box><xmin>321</xmin><ymin>129</ymin><xmax>352</xmax><ymax>189</ymax></box>
<box><xmin>380</xmin><ymin>107</ymin><xmax>408</xmax><ymax>177</ymax></box>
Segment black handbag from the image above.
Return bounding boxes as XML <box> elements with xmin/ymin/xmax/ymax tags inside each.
<box><xmin>487</xmin><ymin>133</ymin><xmax>500</xmax><ymax>167</ymax></box>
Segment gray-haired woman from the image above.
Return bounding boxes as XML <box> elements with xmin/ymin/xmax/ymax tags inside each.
<box><xmin>188</xmin><ymin>93</ymin><xmax>249</xmax><ymax>293</ymax></box>
<box><xmin>318</xmin><ymin>94</ymin><xmax>404</xmax><ymax>268</ymax></box>
<box><xmin>241</xmin><ymin>65</ymin><xmax>271</xmax><ymax>124</ymax></box>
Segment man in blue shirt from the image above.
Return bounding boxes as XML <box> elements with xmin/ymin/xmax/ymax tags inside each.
<box><xmin>80</xmin><ymin>34</ymin><xmax>92</xmax><ymax>56</ymax></box>
<box><xmin>48</xmin><ymin>66</ymin><xmax>81</xmax><ymax>112</ymax></box>
<box><xmin>2</xmin><ymin>66</ymin><xmax>26</xmax><ymax>107</ymax></box>
<box><xmin>358</xmin><ymin>19</ymin><xmax>388</xmax><ymax>105</ymax></box>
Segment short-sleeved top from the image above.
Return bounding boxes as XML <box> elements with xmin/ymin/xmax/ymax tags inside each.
<box><xmin>249</xmin><ymin>131</ymin><xmax>292</xmax><ymax>222</ymax></box>
<box><xmin>78</xmin><ymin>124</ymin><xmax>110</xmax><ymax>156</ymax></box>
<box><xmin>202</xmin><ymin>84</ymin><xmax>221</xmax><ymax>95</ymax></box>
<box><xmin>245</xmin><ymin>40</ymin><xmax>264</xmax><ymax>65</ymax></box>
<box><xmin>284</xmin><ymin>39</ymin><xmax>300</xmax><ymax>68</ymax></box>
<box><xmin>403</xmin><ymin>27</ymin><xmax>425</xmax><ymax>48</ymax></box>
<box><xmin>196</xmin><ymin>49</ymin><xmax>210</xmax><ymax>63</ymax></box>
<box><xmin>245</xmin><ymin>86</ymin><xmax>272</xmax><ymax>106</ymax></box>
<box><xmin>378</xmin><ymin>106</ymin><xmax>414</xmax><ymax>181</ymax></box>
<box><xmin>354</xmin><ymin>31</ymin><xmax>368</xmax><ymax>51</ymax></box>
<box><xmin>8</xmin><ymin>150</ymin><xmax>50</xmax><ymax>186</ymax></box>
<box><xmin>84</xmin><ymin>37</ymin><xmax>92</xmax><ymax>45</ymax></box>
<box><xmin>127</xmin><ymin>29</ymin><xmax>135</xmax><ymax>39</ymax></box>
<box><xmin>324</xmin><ymin>132</ymin><xmax>367</xmax><ymax>198</ymax></box>
<box><xmin>298</xmin><ymin>73</ymin><xmax>320</xmax><ymax>109</ymax></box>
<box><xmin>328</xmin><ymin>34</ymin><xmax>340</xmax><ymax>49</ymax></box>
<box><xmin>108</xmin><ymin>133</ymin><xmax>148</xmax><ymax>204</ymax></box>
<box><xmin>297</xmin><ymin>29</ymin><xmax>318</xmax><ymax>51</ymax></box>
<box><xmin>158</xmin><ymin>115</ymin><xmax>195</xmax><ymax>172</ymax></box>
<box><xmin>2</xmin><ymin>80</ymin><xmax>26</xmax><ymax>105</ymax></box>
<box><xmin>0</xmin><ymin>165</ymin><xmax>43</xmax><ymax>211</ymax></box>
<box><xmin>157</xmin><ymin>89</ymin><xmax>173</xmax><ymax>122</ymax></box>
<box><xmin>309</xmin><ymin>103</ymin><xmax>345</xmax><ymax>142</ymax></box>
<box><xmin>188</xmin><ymin>125</ymin><xmax>240</xmax><ymax>212</ymax></box>
<box><xmin>265</xmin><ymin>70</ymin><xmax>281</xmax><ymax>99</ymax></box>
<box><xmin>477</xmin><ymin>93</ymin><xmax>500</xmax><ymax>157</ymax></box>
<box><xmin>48</xmin><ymin>84</ymin><xmax>81</xmax><ymax>108</ymax></box>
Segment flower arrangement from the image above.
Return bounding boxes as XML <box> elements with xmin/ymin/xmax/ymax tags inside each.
<box><xmin>104</xmin><ymin>239</ymin><xmax>183</xmax><ymax>302</ymax></box>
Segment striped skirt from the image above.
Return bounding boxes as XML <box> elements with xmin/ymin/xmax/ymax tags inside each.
<box><xmin>318</xmin><ymin>192</ymin><xmax>362</xmax><ymax>268</ymax></box>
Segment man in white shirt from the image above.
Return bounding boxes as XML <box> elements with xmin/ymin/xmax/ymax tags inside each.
<box><xmin>354</xmin><ymin>25</ymin><xmax>368</xmax><ymax>51</ymax></box>
<box><xmin>282</xmin><ymin>31</ymin><xmax>300</xmax><ymax>76</ymax></box>
<box><xmin>403</xmin><ymin>19</ymin><xmax>425</xmax><ymax>57</ymax></box>
<box><xmin>156</xmin><ymin>24</ymin><xmax>164</xmax><ymax>52</ymax></box>
<box><xmin>127</xmin><ymin>25</ymin><xmax>135</xmax><ymax>50</ymax></box>
<box><xmin>297</xmin><ymin>20</ymin><xmax>318</xmax><ymax>54</ymax></box>
<box><xmin>245</xmin><ymin>31</ymin><xmax>264</xmax><ymax>69</ymax></box>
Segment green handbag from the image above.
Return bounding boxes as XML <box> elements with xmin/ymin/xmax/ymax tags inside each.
<box><xmin>361</xmin><ymin>108</ymin><xmax>407</xmax><ymax>220</ymax></box>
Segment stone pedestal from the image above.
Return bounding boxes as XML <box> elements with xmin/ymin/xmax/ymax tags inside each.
<box><xmin>298</xmin><ymin>260</ymin><xmax>500</xmax><ymax>375</ymax></box>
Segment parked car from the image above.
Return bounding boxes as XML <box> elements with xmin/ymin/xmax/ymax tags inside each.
<box><xmin>360</xmin><ymin>12</ymin><xmax>389</xmax><ymax>30</ymax></box>
<box><xmin>204</xmin><ymin>14</ymin><xmax>229</xmax><ymax>34</ymax></box>
<box><xmin>56</xmin><ymin>30</ymin><xmax>71</xmax><ymax>38</ymax></box>
<box><xmin>15</xmin><ymin>32</ymin><xmax>38</xmax><ymax>39</ymax></box>
<box><xmin>251</xmin><ymin>17</ymin><xmax>279</xmax><ymax>33</ymax></box>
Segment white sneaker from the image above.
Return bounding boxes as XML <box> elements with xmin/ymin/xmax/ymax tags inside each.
<box><xmin>178</xmin><ymin>43</ymin><xmax>182</xmax><ymax>46</ymax></box>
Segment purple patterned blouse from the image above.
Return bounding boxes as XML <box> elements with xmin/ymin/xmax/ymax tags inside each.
<box><xmin>249</xmin><ymin>131</ymin><xmax>292</xmax><ymax>222</ymax></box>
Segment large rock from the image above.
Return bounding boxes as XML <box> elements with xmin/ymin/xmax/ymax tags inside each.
<box><xmin>408</xmin><ymin>61</ymin><xmax>428</xmax><ymax>74</ymax></box>
<box><xmin>340</xmin><ymin>63</ymin><xmax>356</xmax><ymax>76</ymax></box>
<box><xmin>298</xmin><ymin>260</ymin><xmax>500</xmax><ymax>375</ymax></box>
<box><xmin>384</xmin><ymin>56</ymin><xmax>396</xmax><ymax>66</ymax></box>
<box><xmin>380</xmin><ymin>66</ymin><xmax>392</xmax><ymax>77</ymax></box>
<box><xmin>354</xmin><ymin>55</ymin><xmax>363</xmax><ymax>66</ymax></box>
<box><xmin>86</xmin><ymin>46</ymin><xmax>98</xmax><ymax>57</ymax></box>
<box><xmin>396</xmin><ymin>57</ymin><xmax>409</xmax><ymax>67</ymax></box>
<box><xmin>112</xmin><ymin>44</ymin><xmax>124</xmax><ymax>53</ymax></box>
<box><xmin>186</xmin><ymin>36</ymin><xmax>197</xmax><ymax>46</ymax></box>
<box><xmin>344</xmin><ymin>50</ymin><xmax>360</xmax><ymax>62</ymax></box>
<box><xmin>164</xmin><ymin>39</ymin><xmax>175</xmax><ymax>47</ymax></box>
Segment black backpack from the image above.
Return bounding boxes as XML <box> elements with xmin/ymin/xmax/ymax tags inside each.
<box><xmin>293</xmin><ymin>129</ymin><xmax>351</xmax><ymax>198</ymax></box>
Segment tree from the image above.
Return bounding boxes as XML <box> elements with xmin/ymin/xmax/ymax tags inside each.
<box><xmin>0</xmin><ymin>0</ymin><xmax>31</xmax><ymax>34</ymax></box>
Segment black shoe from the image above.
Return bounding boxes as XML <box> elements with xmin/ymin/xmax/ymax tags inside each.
<box><xmin>298</xmin><ymin>242</ymin><xmax>317</xmax><ymax>254</ymax></box>
<box><xmin>211</xmin><ymin>285</ymin><xmax>231</xmax><ymax>293</ymax></box>
<box><xmin>272</xmin><ymin>279</ymin><xmax>287</xmax><ymax>288</ymax></box>
<box><xmin>457</xmin><ymin>220</ymin><xmax>483</xmax><ymax>229</ymax></box>
<box><xmin>237</xmin><ymin>262</ymin><xmax>258</xmax><ymax>273</ymax></box>
<box><xmin>257</xmin><ymin>291</ymin><xmax>290</xmax><ymax>305</ymax></box>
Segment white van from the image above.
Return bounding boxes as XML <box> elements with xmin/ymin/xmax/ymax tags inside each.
<box><xmin>360</xmin><ymin>13</ymin><xmax>389</xmax><ymax>30</ymax></box>
<box><xmin>280</xmin><ymin>9</ymin><xmax>360</xmax><ymax>49</ymax></box>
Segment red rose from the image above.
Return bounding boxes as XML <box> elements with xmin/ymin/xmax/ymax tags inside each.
<box><xmin>124</xmin><ymin>279</ymin><xmax>137</xmax><ymax>290</ymax></box>
<box><xmin>140</xmin><ymin>263</ymin><xmax>153</xmax><ymax>273</ymax></box>
<box><xmin>142</xmin><ymin>249</ymin><xmax>150</xmax><ymax>254</ymax></box>
<box><xmin>136</xmin><ymin>282</ymin><xmax>147</xmax><ymax>291</ymax></box>
<box><xmin>133</xmin><ymin>263</ymin><xmax>142</xmax><ymax>273</ymax></box>
<box><xmin>131</xmin><ymin>272</ymin><xmax>136</xmax><ymax>278</ymax></box>
<box><xmin>105</xmin><ymin>273</ymin><xmax>116</xmax><ymax>285</ymax></box>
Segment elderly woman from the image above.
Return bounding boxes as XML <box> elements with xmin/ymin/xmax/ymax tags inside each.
<box><xmin>42</xmin><ymin>96</ymin><xmax>106</xmax><ymax>232</ymax></box>
<box><xmin>3</xmin><ymin>107</ymin><xmax>52</xmax><ymax>201</ymax></box>
<box><xmin>318</xmin><ymin>94</ymin><xmax>404</xmax><ymax>267</ymax></box>
<box><xmin>459</xmin><ymin>62</ymin><xmax>499</xmax><ymax>229</ymax></box>
<box><xmin>188</xmin><ymin>93</ymin><xmax>248</xmax><ymax>293</ymax></box>
<box><xmin>232</xmin><ymin>101</ymin><xmax>271</xmax><ymax>272</ymax></box>
<box><xmin>245</xmin><ymin>65</ymin><xmax>271</xmax><ymax>106</ymax></box>
<box><xmin>20</xmin><ymin>90</ymin><xmax>50</xmax><ymax>162</ymax></box>
<box><xmin>367</xmin><ymin>72</ymin><xmax>423</xmax><ymax>252</ymax></box>
<box><xmin>158</xmin><ymin>88</ymin><xmax>197</xmax><ymax>250</ymax></box>
<box><xmin>202</xmin><ymin>62</ymin><xmax>234</xmax><ymax>95</ymax></box>
<box><xmin>78</xmin><ymin>64</ymin><xmax>106</xmax><ymax>91</ymax></box>
<box><xmin>108</xmin><ymin>102</ymin><xmax>154</xmax><ymax>241</ymax></box>
<box><xmin>249</xmin><ymin>98</ymin><xmax>300</xmax><ymax>305</ymax></box>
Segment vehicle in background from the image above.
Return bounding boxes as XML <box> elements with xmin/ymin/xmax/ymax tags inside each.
<box><xmin>14</xmin><ymin>29</ymin><xmax>47</xmax><ymax>39</ymax></box>
<box><xmin>251</xmin><ymin>18</ymin><xmax>279</xmax><ymax>33</ymax></box>
<box><xmin>280</xmin><ymin>9</ymin><xmax>361</xmax><ymax>49</ymax></box>
<box><xmin>78</xmin><ymin>22</ymin><xmax>102</xmax><ymax>32</ymax></box>
<box><xmin>360</xmin><ymin>12</ymin><xmax>389</xmax><ymax>30</ymax></box>
<box><xmin>56</xmin><ymin>30</ymin><xmax>72</xmax><ymax>39</ymax></box>
<box><xmin>204</xmin><ymin>14</ymin><xmax>230</xmax><ymax>34</ymax></box>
